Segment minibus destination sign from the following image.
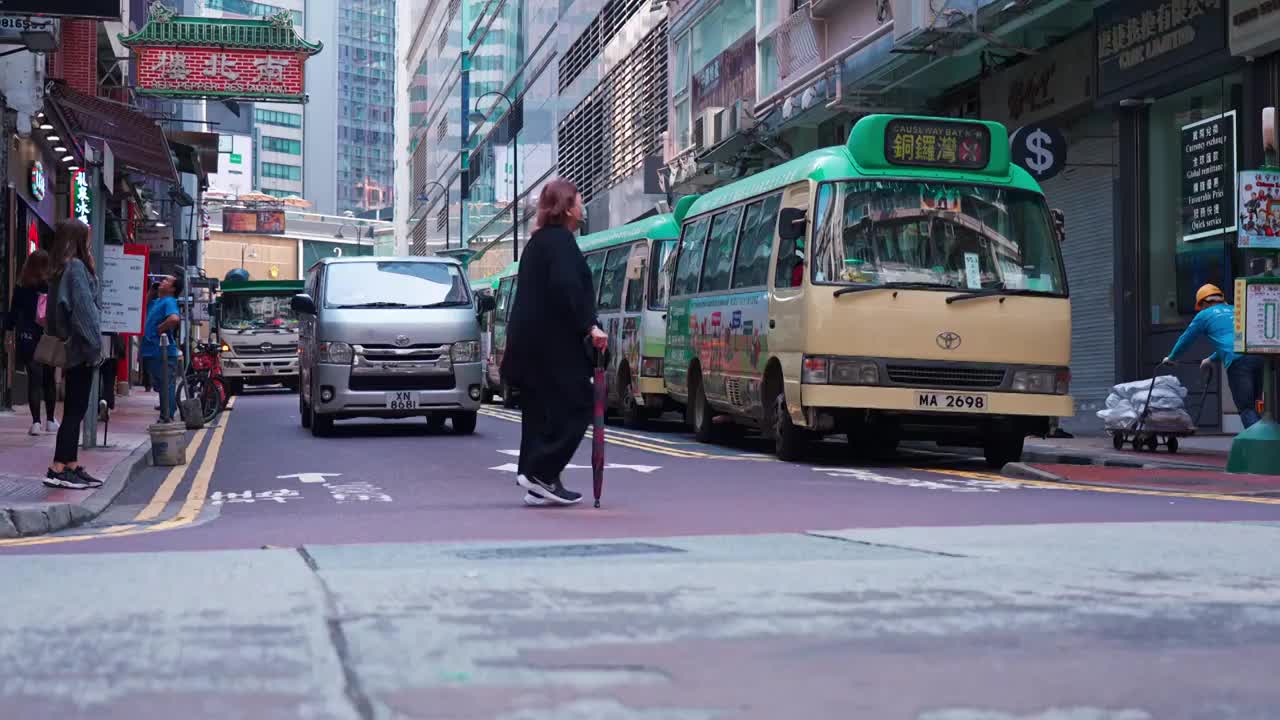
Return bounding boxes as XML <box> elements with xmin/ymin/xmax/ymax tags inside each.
<box><xmin>884</xmin><ymin>119</ymin><xmax>990</xmax><ymax>171</ymax></box>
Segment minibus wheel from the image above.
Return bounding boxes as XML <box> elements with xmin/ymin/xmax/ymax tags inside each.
<box><xmin>691</xmin><ymin>375</ymin><xmax>720</xmax><ymax>443</ymax></box>
<box><xmin>768</xmin><ymin>381</ymin><xmax>807</xmax><ymax>461</ymax></box>
<box><xmin>620</xmin><ymin>374</ymin><xmax>646</xmax><ymax>429</ymax></box>
<box><xmin>983</xmin><ymin>432</ymin><xmax>1025</xmax><ymax>468</ymax></box>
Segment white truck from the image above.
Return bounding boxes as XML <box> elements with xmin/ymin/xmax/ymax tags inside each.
<box><xmin>214</xmin><ymin>278</ymin><xmax>304</xmax><ymax>394</ymax></box>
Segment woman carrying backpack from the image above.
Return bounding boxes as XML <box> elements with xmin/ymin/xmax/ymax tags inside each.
<box><xmin>10</xmin><ymin>249</ymin><xmax>57</xmax><ymax>436</ymax></box>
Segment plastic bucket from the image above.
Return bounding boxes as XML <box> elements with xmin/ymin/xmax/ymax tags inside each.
<box><xmin>149</xmin><ymin>422</ymin><xmax>187</xmax><ymax>466</ymax></box>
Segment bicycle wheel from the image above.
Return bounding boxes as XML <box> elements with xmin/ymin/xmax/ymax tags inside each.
<box><xmin>199</xmin><ymin>379</ymin><xmax>223</xmax><ymax>424</ymax></box>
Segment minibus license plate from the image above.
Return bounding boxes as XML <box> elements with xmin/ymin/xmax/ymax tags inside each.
<box><xmin>386</xmin><ymin>392</ymin><xmax>419</xmax><ymax>410</ymax></box>
<box><xmin>916</xmin><ymin>391</ymin><xmax>988</xmax><ymax>412</ymax></box>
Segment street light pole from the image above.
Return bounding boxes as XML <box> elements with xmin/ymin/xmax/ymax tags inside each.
<box><xmin>470</xmin><ymin>91</ymin><xmax>518</xmax><ymax>262</ymax></box>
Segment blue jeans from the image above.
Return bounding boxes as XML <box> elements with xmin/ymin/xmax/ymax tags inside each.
<box><xmin>1228</xmin><ymin>355</ymin><xmax>1265</xmax><ymax>429</ymax></box>
<box><xmin>145</xmin><ymin>356</ymin><xmax>178</xmax><ymax>422</ymax></box>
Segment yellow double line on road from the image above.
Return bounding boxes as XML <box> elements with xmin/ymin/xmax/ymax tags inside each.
<box><xmin>0</xmin><ymin>397</ymin><xmax>237</xmax><ymax>548</ymax></box>
<box><xmin>479</xmin><ymin>407</ymin><xmax>773</xmax><ymax>461</ymax></box>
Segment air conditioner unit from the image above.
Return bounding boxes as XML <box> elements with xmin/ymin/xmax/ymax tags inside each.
<box><xmin>701</xmin><ymin>107</ymin><xmax>725</xmax><ymax>146</ymax></box>
<box><xmin>728</xmin><ymin>99</ymin><xmax>756</xmax><ymax>136</ymax></box>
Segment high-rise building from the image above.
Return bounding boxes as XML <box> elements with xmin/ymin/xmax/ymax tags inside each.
<box><xmin>399</xmin><ymin>0</ymin><xmax>670</xmax><ymax>276</ymax></box>
<box><xmin>306</xmin><ymin>0</ymin><xmax>397</xmax><ymax>217</ymax></box>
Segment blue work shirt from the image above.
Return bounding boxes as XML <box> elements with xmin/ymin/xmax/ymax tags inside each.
<box><xmin>1168</xmin><ymin>303</ymin><xmax>1240</xmax><ymax>368</ymax></box>
<box><xmin>141</xmin><ymin>296</ymin><xmax>180</xmax><ymax>359</ymax></box>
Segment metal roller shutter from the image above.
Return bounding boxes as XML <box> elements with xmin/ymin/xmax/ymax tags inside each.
<box><xmin>1038</xmin><ymin>112</ymin><xmax>1116</xmax><ymax>433</ymax></box>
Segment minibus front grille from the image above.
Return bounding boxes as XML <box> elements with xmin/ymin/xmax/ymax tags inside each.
<box><xmin>885</xmin><ymin>365</ymin><xmax>1006</xmax><ymax>389</ymax></box>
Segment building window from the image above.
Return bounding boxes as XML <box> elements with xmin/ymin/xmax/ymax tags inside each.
<box><xmin>205</xmin><ymin>0</ymin><xmax>302</xmax><ymax>25</ymax></box>
<box><xmin>262</xmin><ymin>136</ymin><xmax>302</xmax><ymax>155</ymax></box>
<box><xmin>436</xmin><ymin>115</ymin><xmax>448</xmax><ymax>143</ymax></box>
<box><xmin>262</xmin><ymin>188</ymin><xmax>293</xmax><ymax>198</ymax></box>
<box><xmin>255</xmin><ymin>109</ymin><xmax>303</xmax><ymax>128</ymax></box>
<box><xmin>559</xmin><ymin>0</ymin><xmax>646</xmax><ymax>92</ymax></box>
<box><xmin>262</xmin><ymin>162</ymin><xmax>302</xmax><ymax>181</ymax></box>
<box><xmin>437</xmin><ymin>204</ymin><xmax>449</xmax><ymax>232</ymax></box>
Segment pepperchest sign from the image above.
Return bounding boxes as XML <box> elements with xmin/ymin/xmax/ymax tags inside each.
<box><xmin>1095</xmin><ymin>0</ymin><xmax>1228</xmax><ymax>101</ymax></box>
<box><xmin>119</xmin><ymin>1</ymin><xmax>322</xmax><ymax>103</ymax></box>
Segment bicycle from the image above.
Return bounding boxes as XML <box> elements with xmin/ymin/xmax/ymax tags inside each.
<box><xmin>178</xmin><ymin>342</ymin><xmax>228</xmax><ymax>425</ymax></box>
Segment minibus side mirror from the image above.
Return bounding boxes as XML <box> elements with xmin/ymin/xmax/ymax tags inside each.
<box><xmin>1051</xmin><ymin>208</ymin><xmax>1066</xmax><ymax>243</ymax></box>
<box><xmin>778</xmin><ymin>207</ymin><xmax>808</xmax><ymax>242</ymax></box>
<box><xmin>477</xmin><ymin>294</ymin><xmax>497</xmax><ymax>314</ymax></box>
<box><xmin>291</xmin><ymin>293</ymin><xmax>317</xmax><ymax>315</ymax></box>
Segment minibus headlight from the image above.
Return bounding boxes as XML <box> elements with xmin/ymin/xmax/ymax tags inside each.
<box><xmin>802</xmin><ymin>356</ymin><xmax>829</xmax><ymax>384</ymax></box>
<box><xmin>451</xmin><ymin>341</ymin><xmax>480</xmax><ymax>363</ymax></box>
<box><xmin>317</xmin><ymin>341</ymin><xmax>354</xmax><ymax>365</ymax></box>
<box><xmin>1055</xmin><ymin>369</ymin><xmax>1071</xmax><ymax>395</ymax></box>
<box><xmin>641</xmin><ymin>357</ymin><xmax>664</xmax><ymax>378</ymax></box>
<box><xmin>1012</xmin><ymin>369</ymin><xmax>1057</xmax><ymax>394</ymax></box>
<box><xmin>830</xmin><ymin>359</ymin><xmax>880</xmax><ymax>386</ymax></box>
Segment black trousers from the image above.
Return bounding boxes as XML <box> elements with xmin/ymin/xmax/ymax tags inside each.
<box><xmin>55</xmin><ymin>364</ymin><xmax>94</xmax><ymax>464</ymax></box>
<box><xmin>22</xmin><ymin>358</ymin><xmax>56</xmax><ymax>423</ymax></box>
<box><xmin>99</xmin><ymin>358</ymin><xmax>118</xmax><ymax>410</ymax></box>
<box><xmin>518</xmin><ymin>383</ymin><xmax>590</xmax><ymax>483</ymax></box>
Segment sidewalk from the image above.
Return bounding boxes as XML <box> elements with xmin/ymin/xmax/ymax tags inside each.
<box><xmin>0</xmin><ymin>389</ymin><xmax>155</xmax><ymax>538</ymax></box>
<box><xmin>1008</xmin><ymin>433</ymin><xmax>1280</xmax><ymax>498</ymax></box>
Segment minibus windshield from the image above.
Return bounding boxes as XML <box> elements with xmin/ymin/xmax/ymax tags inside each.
<box><xmin>810</xmin><ymin>180</ymin><xmax>1066</xmax><ymax>295</ymax></box>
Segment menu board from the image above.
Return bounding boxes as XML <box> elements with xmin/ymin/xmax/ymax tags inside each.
<box><xmin>884</xmin><ymin>119</ymin><xmax>990</xmax><ymax>171</ymax></box>
<box><xmin>100</xmin><ymin>244</ymin><xmax>148</xmax><ymax>334</ymax></box>
<box><xmin>1181</xmin><ymin>111</ymin><xmax>1237</xmax><ymax>242</ymax></box>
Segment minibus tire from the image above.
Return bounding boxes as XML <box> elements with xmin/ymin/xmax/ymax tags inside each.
<box><xmin>769</xmin><ymin>387</ymin><xmax>807</xmax><ymax>462</ymax></box>
<box><xmin>620</xmin><ymin>376</ymin><xmax>646</xmax><ymax>429</ymax></box>
<box><xmin>983</xmin><ymin>432</ymin><xmax>1025</xmax><ymax>468</ymax></box>
<box><xmin>453</xmin><ymin>412</ymin><xmax>478</xmax><ymax>435</ymax></box>
<box><xmin>691</xmin><ymin>377</ymin><xmax>719</xmax><ymax>443</ymax></box>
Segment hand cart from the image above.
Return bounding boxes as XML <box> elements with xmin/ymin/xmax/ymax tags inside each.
<box><xmin>1110</xmin><ymin>362</ymin><xmax>1213</xmax><ymax>454</ymax></box>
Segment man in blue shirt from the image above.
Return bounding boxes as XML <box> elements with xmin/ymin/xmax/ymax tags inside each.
<box><xmin>1164</xmin><ymin>284</ymin><xmax>1265</xmax><ymax>429</ymax></box>
<box><xmin>141</xmin><ymin>274</ymin><xmax>183</xmax><ymax>422</ymax></box>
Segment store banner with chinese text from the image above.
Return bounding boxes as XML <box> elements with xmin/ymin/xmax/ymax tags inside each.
<box><xmin>1181</xmin><ymin>111</ymin><xmax>1237</xmax><ymax>242</ymax></box>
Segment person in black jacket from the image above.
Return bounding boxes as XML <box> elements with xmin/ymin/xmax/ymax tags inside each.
<box><xmin>502</xmin><ymin>178</ymin><xmax>608</xmax><ymax>506</ymax></box>
<box><xmin>10</xmin><ymin>249</ymin><xmax>57</xmax><ymax>435</ymax></box>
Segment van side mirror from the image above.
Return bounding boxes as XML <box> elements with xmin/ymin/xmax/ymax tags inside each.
<box><xmin>1051</xmin><ymin>209</ymin><xmax>1065</xmax><ymax>243</ymax></box>
<box><xmin>778</xmin><ymin>207</ymin><xmax>808</xmax><ymax>242</ymax></box>
<box><xmin>291</xmin><ymin>293</ymin><xmax>317</xmax><ymax>315</ymax></box>
<box><xmin>477</xmin><ymin>294</ymin><xmax>497</xmax><ymax>314</ymax></box>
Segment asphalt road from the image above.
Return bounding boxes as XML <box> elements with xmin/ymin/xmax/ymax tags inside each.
<box><xmin>2</xmin><ymin>391</ymin><xmax>1280</xmax><ymax>719</ymax></box>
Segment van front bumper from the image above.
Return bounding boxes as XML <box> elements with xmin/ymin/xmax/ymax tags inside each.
<box><xmin>313</xmin><ymin>361</ymin><xmax>484</xmax><ymax>417</ymax></box>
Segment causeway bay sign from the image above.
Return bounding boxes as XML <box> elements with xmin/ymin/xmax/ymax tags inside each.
<box><xmin>120</xmin><ymin>1</ymin><xmax>322</xmax><ymax>103</ymax></box>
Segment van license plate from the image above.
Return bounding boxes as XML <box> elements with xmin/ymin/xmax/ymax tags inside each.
<box><xmin>916</xmin><ymin>391</ymin><xmax>988</xmax><ymax>412</ymax></box>
<box><xmin>386</xmin><ymin>392</ymin><xmax>419</xmax><ymax>410</ymax></box>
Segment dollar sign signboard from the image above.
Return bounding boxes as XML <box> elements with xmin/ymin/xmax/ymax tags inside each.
<box><xmin>1010</xmin><ymin>125</ymin><xmax>1067</xmax><ymax>182</ymax></box>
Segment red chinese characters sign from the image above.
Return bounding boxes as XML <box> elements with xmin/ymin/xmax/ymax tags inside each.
<box><xmin>135</xmin><ymin>46</ymin><xmax>307</xmax><ymax>101</ymax></box>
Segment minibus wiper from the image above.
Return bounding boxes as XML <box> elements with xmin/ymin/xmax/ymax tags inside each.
<box><xmin>945</xmin><ymin>288</ymin><xmax>1045</xmax><ymax>304</ymax></box>
<box><xmin>833</xmin><ymin>282</ymin><xmax>952</xmax><ymax>297</ymax></box>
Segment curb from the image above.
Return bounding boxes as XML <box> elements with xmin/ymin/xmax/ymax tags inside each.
<box><xmin>1003</xmin><ymin>462</ymin><xmax>1070</xmax><ymax>484</ymax></box>
<box><xmin>0</xmin><ymin>443</ymin><xmax>152</xmax><ymax>539</ymax></box>
<box><xmin>1020</xmin><ymin>448</ymin><xmax>1225</xmax><ymax>472</ymax></box>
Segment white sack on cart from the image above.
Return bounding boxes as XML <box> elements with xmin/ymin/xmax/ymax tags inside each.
<box><xmin>1128</xmin><ymin>390</ymin><xmax>1187</xmax><ymax>411</ymax></box>
<box><xmin>1111</xmin><ymin>375</ymin><xmax>1189</xmax><ymax>400</ymax></box>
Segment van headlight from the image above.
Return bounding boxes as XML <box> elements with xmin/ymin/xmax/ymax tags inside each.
<box><xmin>1012</xmin><ymin>368</ymin><xmax>1069</xmax><ymax>394</ymax></box>
<box><xmin>450</xmin><ymin>341</ymin><xmax>480</xmax><ymax>363</ymax></box>
<box><xmin>317</xmin><ymin>341</ymin><xmax>354</xmax><ymax>364</ymax></box>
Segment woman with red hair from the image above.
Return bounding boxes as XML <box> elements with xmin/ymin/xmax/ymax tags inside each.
<box><xmin>502</xmin><ymin>179</ymin><xmax>608</xmax><ymax>506</ymax></box>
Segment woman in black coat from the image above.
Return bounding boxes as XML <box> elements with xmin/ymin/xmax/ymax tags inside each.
<box><xmin>502</xmin><ymin>178</ymin><xmax>608</xmax><ymax>506</ymax></box>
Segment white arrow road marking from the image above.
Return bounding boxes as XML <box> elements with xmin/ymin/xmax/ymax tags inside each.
<box><xmin>277</xmin><ymin>473</ymin><xmax>342</xmax><ymax>484</ymax></box>
<box><xmin>489</xmin><ymin>462</ymin><xmax>662</xmax><ymax>474</ymax></box>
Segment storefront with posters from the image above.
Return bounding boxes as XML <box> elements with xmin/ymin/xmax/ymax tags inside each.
<box><xmin>1099</xmin><ymin>0</ymin><xmax>1245</xmax><ymax>430</ymax></box>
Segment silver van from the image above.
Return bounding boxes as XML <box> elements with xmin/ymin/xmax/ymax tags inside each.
<box><xmin>291</xmin><ymin>257</ymin><xmax>497</xmax><ymax>436</ymax></box>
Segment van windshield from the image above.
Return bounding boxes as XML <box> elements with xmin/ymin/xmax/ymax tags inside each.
<box><xmin>810</xmin><ymin>180</ymin><xmax>1066</xmax><ymax>295</ymax></box>
<box><xmin>324</xmin><ymin>262</ymin><xmax>471</xmax><ymax>308</ymax></box>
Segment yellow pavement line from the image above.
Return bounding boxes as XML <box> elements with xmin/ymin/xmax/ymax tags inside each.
<box><xmin>481</xmin><ymin>407</ymin><xmax>682</xmax><ymax>445</ymax></box>
<box><xmin>910</xmin><ymin>466</ymin><xmax>1280</xmax><ymax>505</ymax></box>
<box><xmin>0</xmin><ymin>397</ymin><xmax>238</xmax><ymax>548</ymax></box>
<box><xmin>133</xmin><ymin>428</ymin><xmax>210</xmax><ymax>522</ymax></box>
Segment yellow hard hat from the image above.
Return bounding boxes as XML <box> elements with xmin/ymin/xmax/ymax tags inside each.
<box><xmin>1195</xmin><ymin>283</ymin><xmax>1225</xmax><ymax>311</ymax></box>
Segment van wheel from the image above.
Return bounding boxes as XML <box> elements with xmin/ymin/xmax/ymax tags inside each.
<box><xmin>453</xmin><ymin>412</ymin><xmax>478</xmax><ymax>435</ymax></box>
<box><xmin>300</xmin><ymin>392</ymin><xmax>312</xmax><ymax>429</ymax></box>
<box><xmin>310</xmin><ymin>402</ymin><xmax>333</xmax><ymax>437</ymax></box>
<box><xmin>426</xmin><ymin>414</ymin><xmax>446</xmax><ymax>432</ymax></box>
<box><xmin>768</xmin><ymin>383</ymin><xmax>807</xmax><ymax>462</ymax></box>
<box><xmin>983</xmin><ymin>431</ymin><xmax>1025</xmax><ymax>469</ymax></box>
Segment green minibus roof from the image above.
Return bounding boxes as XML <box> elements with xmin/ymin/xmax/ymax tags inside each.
<box><xmin>685</xmin><ymin>114</ymin><xmax>1042</xmax><ymax>220</ymax></box>
<box><xmin>219</xmin><ymin>279</ymin><xmax>304</xmax><ymax>294</ymax></box>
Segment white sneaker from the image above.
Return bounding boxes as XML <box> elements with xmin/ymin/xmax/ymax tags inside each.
<box><xmin>523</xmin><ymin>492</ymin><xmax>550</xmax><ymax>507</ymax></box>
<box><xmin>45</xmin><ymin>419</ymin><xmax>60</xmax><ymax>433</ymax></box>
<box><xmin>29</xmin><ymin>422</ymin><xmax>42</xmax><ymax>436</ymax></box>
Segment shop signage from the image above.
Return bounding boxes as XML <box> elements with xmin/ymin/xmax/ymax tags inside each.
<box><xmin>884</xmin><ymin>119</ymin><xmax>990</xmax><ymax>170</ymax></box>
<box><xmin>29</xmin><ymin>160</ymin><xmax>45</xmax><ymax>201</ymax></box>
<box><xmin>0</xmin><ymin>0</ymin><xmax>119</xmax><ymax>19</ymax></box>
<box><xmin>71</xmin><ymin>168</ymin><xmax>92</xmax><ymax>225</ymax></box>
<box><xmin>981</xmin><ymin>31</ymin><xmax>1094</xmax><ymax>128</ymax></box>
<box><xmin>1228</xmin><ymin>0</ymin><xmax>1280</xmax><ymax>57</ymax></box>
<box><xmin>1095</xmin><ymin>0</ymin><xmax>1229</xmax><ymax>101</ymax></box>
<box><xmin>135</xmin><ymin>223</ymin><xmax>173</xmax><ymax>252</ymax></box>
<box><xmin>691</xmin><ymin>31</ymin><xmax>756</xmax><ymax>120</ymax></box>
<box><xmin>1233</xmin><ymin>277</ymin><xmax>1280</xmax><ymax>353</ymax></box>
<box><xmin>223</xmin><ymin>207</ymin><xmax>286</xmax><ymax>234</ymax></box>
<box><xmin>100</xmin><ymin>244</ymin><xmax>149</xmax><ymax>334</ymax></box>
<box><xmin>1010</xmin><ymin>124</ymin><xmax>1068</xmax><ymax>182</ymax></box>
<box><xmin>1237</xmin><ymin>169</ymin><xmax>1280</xmax><ymax>247</ymax></box>
<box><xmin>120</xmin><ymin>2</ymin><xmax>322</xmax><ymax>103</ymax></box>
<box><xmin>1181</xmin><ymin>110</ymin><xmax>1237</xmax><ymax>242</ymax></box>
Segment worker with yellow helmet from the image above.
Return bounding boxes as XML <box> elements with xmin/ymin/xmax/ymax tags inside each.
<box><xmin>1164</xmin><ymin>284</ymin><xmax>1265</xmax><ymax>428</ymax></box>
